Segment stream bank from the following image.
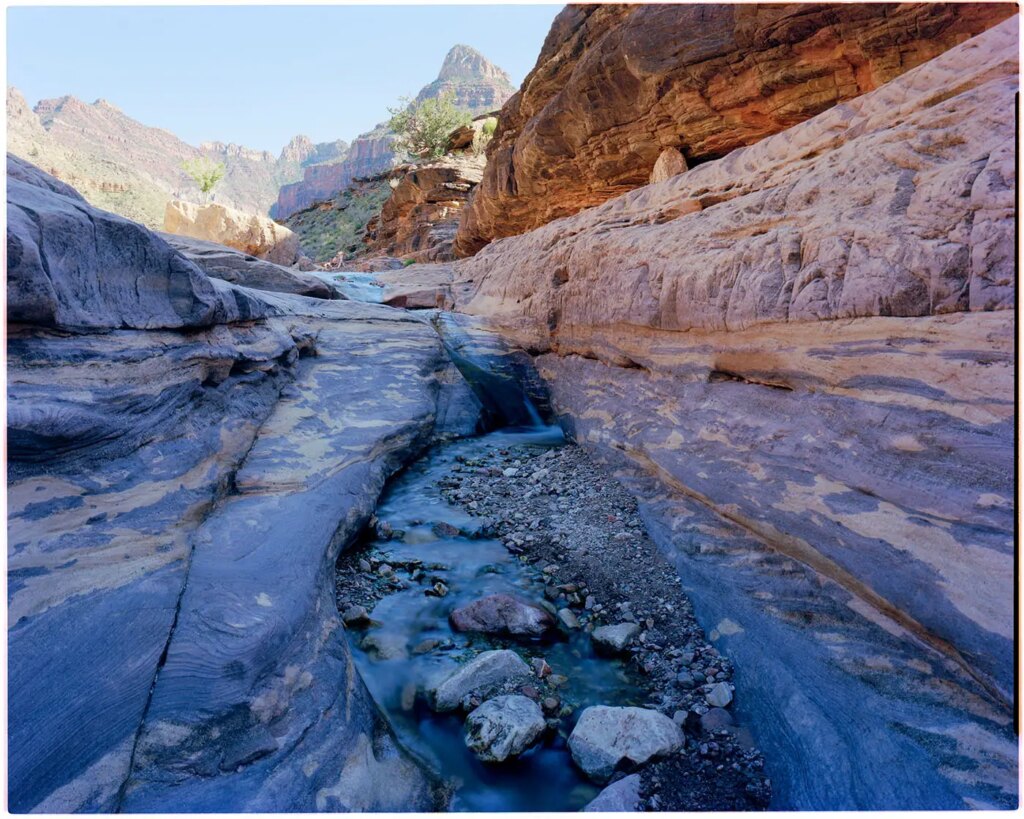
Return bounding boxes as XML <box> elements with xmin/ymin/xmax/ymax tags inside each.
<box><xmin>334</xmin><ymin>423</ymin><xmax>771</xmax><ymax>811</ymax></box>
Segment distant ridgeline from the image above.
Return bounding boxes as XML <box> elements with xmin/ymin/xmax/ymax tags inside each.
<box><xmin>6</xmin><ymin>44</ymin><xmax>514</xmax><ymax>233</ymax></box>
<box><xmin>6</xmin><ymin>87</ymin><xmax>345</xmax><ymax>230</ymax></box>
<box><xmin>270</xmin><ymin>45</ymin><xmax>515</xmax><ymax>220</ymax></box>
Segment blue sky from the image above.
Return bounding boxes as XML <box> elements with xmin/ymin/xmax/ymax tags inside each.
<box><xmin>7</xmin><ymin>4</ymin><xmax>561</xmax><ymax>153</ymax></box>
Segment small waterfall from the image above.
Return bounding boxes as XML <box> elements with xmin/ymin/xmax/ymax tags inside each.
<box><xmin>429</xmin><ymin>311</ymin><xmax>552</xmax><ymax>431</ymax></box>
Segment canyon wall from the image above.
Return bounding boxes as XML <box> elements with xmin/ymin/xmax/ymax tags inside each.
<box><xmin>7</xmin><ymin>154</ymin><xmax>476</xmax><ymax>812</ymax></box>
<box><xmin>454</xmin><ymin>2</ymin><xmax>1017</xmax><ymax>255</ymax></box>
<box><xmin>448</xmin><ymin>17</ymin><xmax>1017</xmax><ymax>703</ymax></box>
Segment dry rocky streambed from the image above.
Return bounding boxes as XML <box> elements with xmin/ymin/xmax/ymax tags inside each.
<box><xmin>335</xmin><ymin>422</ymin><xmax>771</xmax><ymax>811</ymax></box>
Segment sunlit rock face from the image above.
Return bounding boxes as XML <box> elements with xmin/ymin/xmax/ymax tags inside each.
<box><xmin>454</xmin><ymin>1</ymin><xmax>1017</xmax><ymax>255</ymax></box>
<box><xmin>449</xmin><ymin>19</ymin><xmax>1017</xmax><ymax>703</ymax></box>
<box><xmin>164</xmin><ymin>199</ymin><xmax>301</xmax><ymax>266</ymax></box>
<box><xmin>7</xmin><ymin>155</ymin><xmax>465</xmax><ymax>812</ymax></box>
<box><xmin>363</xmin><ymin>154</ymin><xmax>486</xmax><ymax>263</ymax></box>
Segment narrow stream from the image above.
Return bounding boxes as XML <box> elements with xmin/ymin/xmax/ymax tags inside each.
<box><xmin>339</xmin><ymin>423</ymin><xmax>650</xmax><ymax>811</ymax></box>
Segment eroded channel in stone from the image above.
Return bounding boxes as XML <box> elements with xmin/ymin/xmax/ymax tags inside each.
<box><xmin>335</xmin><ymin>420</ymin><xmax>771</xmax><ymax>811</ymax></box>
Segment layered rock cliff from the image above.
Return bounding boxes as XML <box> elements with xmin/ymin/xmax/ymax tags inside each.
<box><xmin>453</xmin><ymin>2</ymin><xmax>1017</xmax><ymax>255</ymax></box>
<box><xmin>6</xmin><ymin>88</ymin><xmax>344</xmax><ymax>228</ymax></box>
<box><xmin>7</xmin><ymin>154</ymin><xmax>477</xmax><ymax>812</ymax></box>
<box><xmin>272</xmin><ymin>45</ymin><xmax>514</xmax><ymax>219</ymax></box>
<box><xmin>363</xmin><ymin>153</ymin><xmax>486</xmax><ymax>263</ymax></box>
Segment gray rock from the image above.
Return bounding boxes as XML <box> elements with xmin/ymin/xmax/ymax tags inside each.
<box><xmin>342</xmin><ymin>605</ymin><xmax>370</xmax><ymax>627</ymax></box>
<box><xmin>361</xmin><ymin>632</ymin><xmax>408</xmax><ymax>660</ymax></box>
<box><xmin>705</xmin><ymin>682</ymin><xmax>734</xmax><ymax>708</ymax></box>
<box><xmin>428</xmin><ymin>650</ymin><xmax>532</xmax><ymax>712</ymax></box>
<box><xmin>568</xmin><ymin>706</ymin><xmax>684</xmax><ymax>783</ymax></box>
<box><xmin>557</xmin><ymin>608</ymin><xmax>581</xmax><ymax>630</ymax></box>
<box><xmin>159</xmin><ymin>232</ymin><xmax>338</xmax><ymax>300</ymax></box>
<box><xmin>464</xmin><ymin>695</ymin><xmax>546</xmax><ymax>762</ymax></box>
<box><xmin>449</xmin><ymin>594</ymin><xmax>555</xmax><ymax>638</ymax></box>
<box><xmin>583</xmin><ymin>773</ymin><xmax>643</xmax><ymax>812</ymax></box>
<box><xmin>591</xmin><ymin>623</ymin><xmax>641</xmax><ymax>654</ymax></box>
<box><xmin>701</xmin><ymin>708</ymin><xmax>735</xmax><ymax>732</ymax></box>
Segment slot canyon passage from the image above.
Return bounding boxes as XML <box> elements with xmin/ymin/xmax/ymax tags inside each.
<box><xmin>5</xmin><ymin>4</ymin><xmax>1018</xmax><ymax>814</ymax></box>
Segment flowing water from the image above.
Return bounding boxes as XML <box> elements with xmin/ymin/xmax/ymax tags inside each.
<box><xmin>341</xmin><ymin>424</ymin><xmax>649</xmax><ymax>812</ymax></box>
<box><xmin>310</xmin><ymin>270</ymin><xmax>386</xmax><ymax>302</ymax></box>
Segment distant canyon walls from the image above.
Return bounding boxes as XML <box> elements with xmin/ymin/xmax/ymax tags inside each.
<box><xmin>272</xmin><ymin>45</ymin><xmax>515</xmax><ymax>220</ymax></box>
<box><xmin>454</xmin><ymin>2</ymin><xmax>1017</xmax><ymax>255</ymax></box>
<box><xmin>449</xmin><ymin>18</ymin><xmax>1018</xmax><ymax>700</ymax></box>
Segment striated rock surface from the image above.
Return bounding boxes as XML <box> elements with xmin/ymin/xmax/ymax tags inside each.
<box><xmin>272</xmin><ymin>45</ymin><xmax>514</xmax><ymax>220</ymax></box>
<box><xmin>160</xmin><ymin>233</ymin><xmax>338</xmax><ymax>299</ymax></box>
<box><xmin>422</xmin><ymin>19</ymin><xmax>1018</xmax><ymax>809</ymax></box>
<box><xmin>452</xmin><ymin>15</ymin><xmax>1017</xmax><ymax>701</ymax></box>
<box><xmin>164</xmin><ymin>200</ymin><xmax>300</xmax><ymax>266</ymax></box>
<box><xmin>8</xmin><ymin>157</ymin><xmax>473</xmax><ymax>812</ymax></box>
<box><xmin>454</xmin><ymin>2</ymin><xmax>1016</xmax><ymax>255</ymax></box>
<box><xmin>7</xmin><ymin>87</ymin><xmax>343</xmax><ymax>228</ymax></box>
<box><xmin>363</xmin><ymin>154</ymin><xmax>486</xmax><ymax>263</ymax></box>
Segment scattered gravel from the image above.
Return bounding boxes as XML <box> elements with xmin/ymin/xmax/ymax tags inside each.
<box><xmin>336</xmin><ymin>438</ymin><xmax>771</xmax><ymax>810</ymax></box>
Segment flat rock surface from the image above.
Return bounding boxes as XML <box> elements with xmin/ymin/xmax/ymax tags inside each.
<box><xmin>7</xmin><ymin>158</ymin><xmax>470</xmax><ymax>812</ymax></box>
<box><xmin>160</xmin><ymin>232</ymin><xmax>338</xmax><ymax>299</ymax></box>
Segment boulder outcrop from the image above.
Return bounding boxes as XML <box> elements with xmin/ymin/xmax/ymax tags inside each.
<box><xmin>164</xmin><ymin>199</ymin><xmax>300</xmax><ymax>266</ymax></box>
<box><xmin>363</xmin><ymin>154</ymin><xmax>486</xmax><ymax>263</ymax></box>
<box><xmin>454</xmin><ymin>2</ymin><xmax>1016</xmax><ymax>255</ymax></box>
<box><xmin>7</xmin><ymin>156</ymin><xmax>474</xmax><ymax>812</ymax></box>
<box><xmin>160</xmin><ymin>233</ymin><xmax>338</xmax><ymax>299</ymax></box>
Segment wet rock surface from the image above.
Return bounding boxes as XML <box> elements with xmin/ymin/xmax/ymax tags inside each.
<box><xmin>464</xmin><ymin>694</ymin><xmax>546</xmax><ymax>762</ymax></box>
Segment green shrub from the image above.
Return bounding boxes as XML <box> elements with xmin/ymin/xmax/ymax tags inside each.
<box><xmin>388</xmin><ymin>92</ymin><xmax>471</xmax><ymax>160</ymax></box>
<box><xmin>181</xmin><ymin>157</ymin><xmax>225</xmax><ymax>201</ymax></box>
<box><xmin>403</xmin><ymin>258</ymin><xmax>416</xmax><ymax>267</ymax></box>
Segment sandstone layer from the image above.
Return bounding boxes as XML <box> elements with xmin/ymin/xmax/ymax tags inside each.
<box><xmin>363</xmin><ymin>154</ymin><xmax>486</xmax><ymax>263</ymax></box>
<box><xmin>164</xmin><ymin>199</ymin><xmax>301</xmax><ymax>266</ymax></box>
<box><xmin>448</xmin><ymin>18</ymin><xmax>1018</xmax><ymax>702</ymax></box>
<box><xmin>7</xmin><ymin>155</ymin><xmax>480</xmax><ymax>811</ymax></box>
<box><xmin>454</xmin><ymin>2</ymin><xmax>1017</xmax><ymax>255</ymax></box>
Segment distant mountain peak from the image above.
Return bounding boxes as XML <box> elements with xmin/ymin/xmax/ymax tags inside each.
<box><xmin>437</xmin><ymin>44</ymin><xmax>512</xmax><ymax>84</ymax></box>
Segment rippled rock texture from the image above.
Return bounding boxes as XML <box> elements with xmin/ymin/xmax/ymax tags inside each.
<box><xmin>7</xmin><ymin>156</ymin><xmax>469</xmax><ymax>811</ymax></box>
<box><xmin>454</xmin><ymin>2</ymin><xmax>1016</xmax><ymax>254</ymax></box>
<box><xmin>434</xmin><ymin>19</ymin><xmax>1017</xmax><ymax>808</ymax></box>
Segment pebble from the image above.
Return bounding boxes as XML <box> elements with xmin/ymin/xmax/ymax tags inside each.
<box><xmin>705</xmin><ymin>682</ymin><xmax>734</xmax><ymax>708</ymax></box>
<box><xmin>558</xmin><ymin>608</ymin><xmax>581</xmax><ymax>629</ymax></box>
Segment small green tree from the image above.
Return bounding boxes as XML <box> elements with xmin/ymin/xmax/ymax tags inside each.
<box><xmin>387</xmin><ymin>92</ymin><xmax>472</xmax><ymax>160</ymax></box>
<box><xmin>182</xmin><ymin>157</ymin><xmax>225</xmax><ymax>202</ymax></box>
<box><xmin>472</xmin><ymin>116</ymin><xmax>499</xmax><ymax>155</ymax></box>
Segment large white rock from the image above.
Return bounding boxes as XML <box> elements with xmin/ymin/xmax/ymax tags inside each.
<box><xmin>464</xmin><ymin>695</ymin><xmax>546</xmax><ymax>762</ymax></box>
<box><xmin>428</xmin><ymin>650</ymin><xmax>531</xmax><ymax>712</ymax></box>
<box><xmin>164</xmin><ymin>199</ymin><xmax>300</xmax><ymax>265</ymax></box>
<box><xmin>568</xmin><ymin>706</ymin><xmax>683</xmax><ymax>783</ymax></box>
